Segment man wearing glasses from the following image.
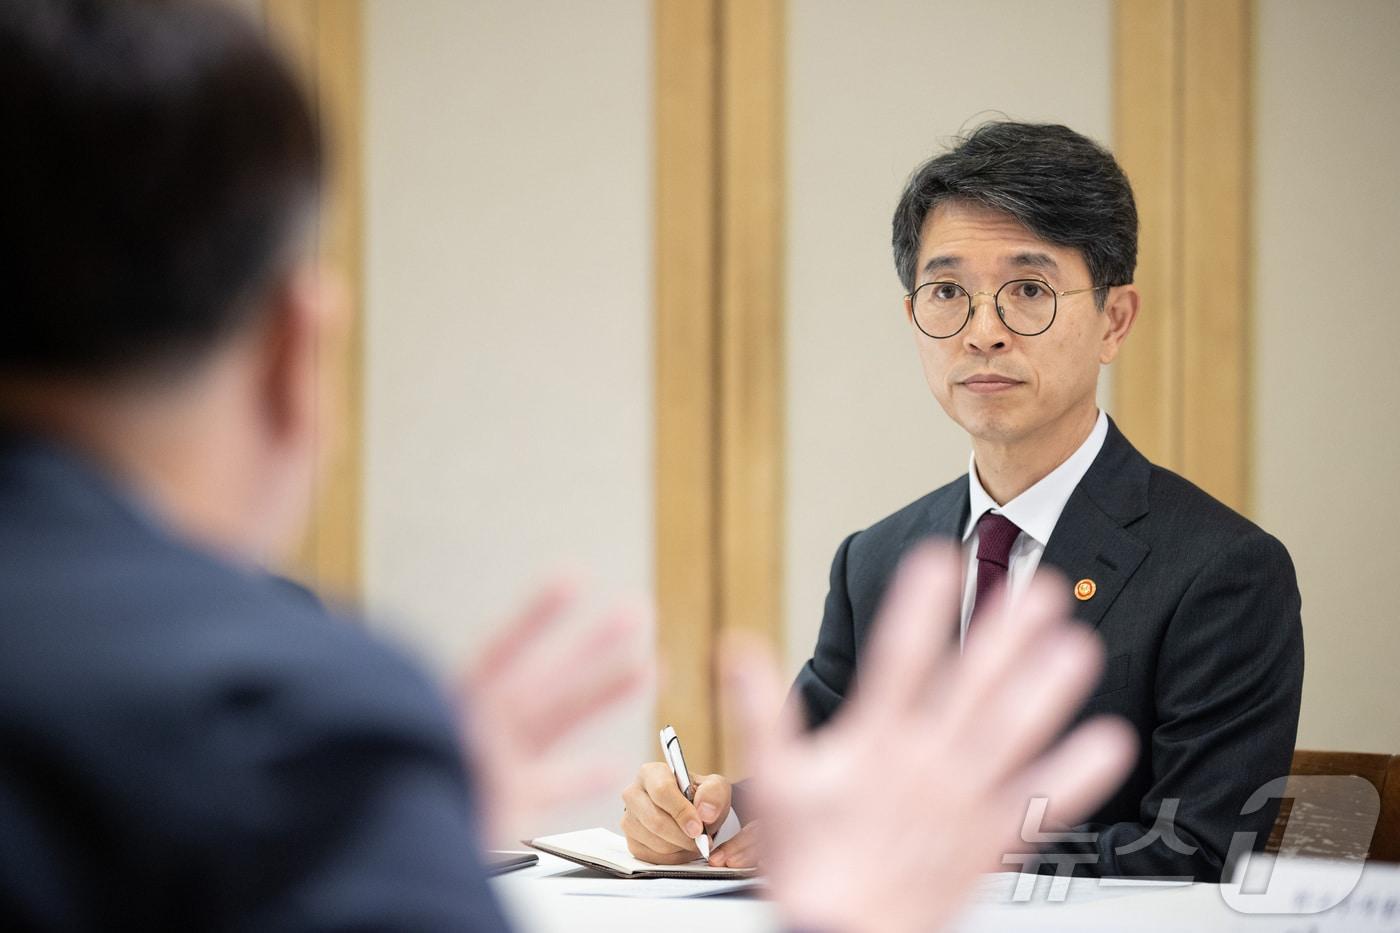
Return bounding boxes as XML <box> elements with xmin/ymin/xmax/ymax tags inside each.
<box><xmin>622</xmin><ymin>122</ymin><xmax>1304</xmax><ymax>883</ymax></box>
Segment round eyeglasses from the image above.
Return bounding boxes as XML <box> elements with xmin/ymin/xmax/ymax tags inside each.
<box><xmin>906</xmin><ymin>279</ymin><xmax>1109</xmax><ymax>339</ymax></box>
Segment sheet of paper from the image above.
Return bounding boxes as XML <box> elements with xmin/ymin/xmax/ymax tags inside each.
<box><xmin>958</xmin><ymin>859</ymin><xmax>1400</xmax><ymax>932</ymax></box>
<box><xmin>971</xmin><ymin>870</ymin><xmax>1190</xmax><ymax>905</ymax></box>
<box><xmin>1220</xmin><ymin>854</ymin><xmax>1400</xmax><ymax>928</ymax></box>
<box><xmin>554</xmin><ymin>874</ymin><xmax>762</xmax><ymax>899</ymax></box>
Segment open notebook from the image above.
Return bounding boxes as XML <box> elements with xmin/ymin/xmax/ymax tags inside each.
<box><xmin>526</xmin><ymin>828</ymin><xmax>759</xmax><ymax>880</ymax></box>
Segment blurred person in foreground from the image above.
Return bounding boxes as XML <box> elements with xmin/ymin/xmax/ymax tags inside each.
<box><xmin>623</xmin><ymin>122</ymin><xmax>1304</xmax><ymax>882</ymax></box>
<box><xmin>0</xmin><ymin>1</ymin><xmax>1133</xmax><ymax>930</ymax></box>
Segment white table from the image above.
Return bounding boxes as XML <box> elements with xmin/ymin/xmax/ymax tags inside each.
<box><xmin>493</xmin><ymin>853</ymin><xmax>778</xmax><ymax>932</ymax></box>
<box><xmin>491</xmin><ymin>853</ymin><xmax>1400</xmax><ymax>932</ymax></box>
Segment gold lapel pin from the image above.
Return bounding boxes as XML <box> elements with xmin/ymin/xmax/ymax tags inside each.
<box><xmin>1074</xmin><ymin>579</ymin><xmax>1097</xmax><ymax>601</ymax></box>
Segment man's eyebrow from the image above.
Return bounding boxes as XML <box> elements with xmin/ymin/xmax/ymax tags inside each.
<box><xmin>920</xmin><ymin>252</ymin><xmax>1060</xmax><ymax>278</ymax></box>
<box><xmin>1009</xmin><ymin>251</ymin><xmax>1059</xmax><ymax>272</ymax></box>
<box><xmin>921</xmin><ymin>255</ymin><xmax>959</xmax><ymax>276</ymax></box>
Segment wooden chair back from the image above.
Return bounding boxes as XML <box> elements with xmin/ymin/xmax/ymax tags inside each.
<box><xmin>1265</xmin><ymin>750</ymin><xmax>1400</xmax><ymax>862</ymax></box>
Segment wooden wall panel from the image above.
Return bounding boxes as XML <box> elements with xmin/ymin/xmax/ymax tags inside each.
<box><xmin>1113</xmin><ymin>0</ymin><xmax>1251</xmax><ymax>513</ymax></box>
<box><xmin>1112</xmin><ymin>0</ymin><xmax>1182</xmax><ymax>471</ymax></box>
<box><xmin>263</xmin><ymin>0</ymin><xmax>364</xmax><ymax>598</ymax></box>
<box><xmin>716</xmin><ymin>0</ymin><xmax>785</xmax><ymax>774</ymax></box>
<box><xmin>654</xmin><ymin>0</ymin><xmax>785</xmax><ymax>774</ymax></box>
<box><xmin>655</xmin><ymin>0</ymin><xmax>722</xmax><ymax>770</ymax></box>
<box><xmin>1180</xmin><ymin>0</ymin><xmax>1251</xmax><ymax>513</ymax></box>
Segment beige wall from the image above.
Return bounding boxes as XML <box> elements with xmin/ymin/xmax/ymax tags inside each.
<box><xmin>1254</xmin><ymin>0</ymin><xmax>1400</xmax><ymax>753</ymax></box>
<box><xmin>783</xmin><ymin>0</ymin><xmax>1113</xmax><ymax>673</ymax></box>
<box><xmin>354</xmin><ymin>2</ymin><xmax>1400</xmax><ymax>829</ymax></box>
<box><xmin>361</xmin><ymin>0</ymin><xmax>653</xmax><ymax>832</ymax></box>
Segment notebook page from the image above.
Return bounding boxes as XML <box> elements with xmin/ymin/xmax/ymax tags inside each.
<box><xmin>530</xmin><ymin>828</ymin><xmax>756</xmax><ymax>877</ymax></box>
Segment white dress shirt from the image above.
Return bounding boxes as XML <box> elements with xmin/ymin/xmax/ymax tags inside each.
<box><xmin>958</xmin><ymin>409</ymin><xmax>1109</xmax><ymax>646</ymax></box>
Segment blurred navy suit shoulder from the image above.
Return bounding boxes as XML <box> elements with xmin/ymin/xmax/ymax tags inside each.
<box><xmin>0</xmin><ymin>432</ymin><xmax>510</xmax><ymax>931</ymax></box>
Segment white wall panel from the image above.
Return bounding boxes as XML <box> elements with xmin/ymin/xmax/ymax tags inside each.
<box><xmin>1254</xmin><ymin>0</ymin><xmax>1400</xmax><ymax>753</ymax></box>
<box><xmin>363</xmin><ymin>0</ymin><xmax>652</xmax><ymax>832</ymax></box>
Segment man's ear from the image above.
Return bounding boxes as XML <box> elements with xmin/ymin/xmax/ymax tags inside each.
<box><xmin>257</xmin><ymin>261</ymin><xmax>344</xmax><ymax>450</ymax></box>
<box><xmin>1098</xmin><ymin>284</ymin><xmax>1140</xmax><ymax>365</ymax></box>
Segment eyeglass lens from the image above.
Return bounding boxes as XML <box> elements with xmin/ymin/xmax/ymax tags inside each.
<box><xmin>911</xmin><ymin>279</ymin><xmax>1056</xmax><ymax>338</ymax></box>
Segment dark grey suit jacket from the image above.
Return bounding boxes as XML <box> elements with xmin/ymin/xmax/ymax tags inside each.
<box><xmin>791</xmin><ymin>417</ymin><xmax>1303</xmax><ymax>882</ymax></box>
<box><xmin>0</xmin><ymin>430</ymin><xmax>511</xmax><ymax>931</ymax></box>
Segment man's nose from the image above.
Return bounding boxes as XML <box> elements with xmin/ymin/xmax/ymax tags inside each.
<box><xmin>962</xmin><ymin>292</ymin><xmax>1011</xmax><ymax>353</ymax></box>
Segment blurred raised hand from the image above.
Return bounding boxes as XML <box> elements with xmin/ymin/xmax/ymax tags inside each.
<box><xmin>725</xmin><ymin>542</ymin><xmax>1137</xmax><ymax>933</ymax></box>
<box><xmin>458</xmin><ymin>577</ymin><xmax>651</xmax><ymax>847</ymax></box>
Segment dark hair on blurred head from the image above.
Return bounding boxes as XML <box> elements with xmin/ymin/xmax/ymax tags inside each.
<box><xmin>891</xmin><ymin>122</ymin><xmax>1137</xmax><ymax>306</ymax></box>
<box><xmin>0</xmin><ymin>0</ymin><xmax>322</xmax><ymax>379</ymax></box>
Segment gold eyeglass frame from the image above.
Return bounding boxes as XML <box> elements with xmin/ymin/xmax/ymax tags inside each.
<box><xmin>903</xmin><ymin>279</ymin><xmax>1110</xmax><ymax>339</ymax></box>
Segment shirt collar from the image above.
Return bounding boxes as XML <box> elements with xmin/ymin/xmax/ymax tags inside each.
<box><xmin>962</xmin><ymin>409</ymin><xmax>1109</xmax><ymax>547</ymax></box>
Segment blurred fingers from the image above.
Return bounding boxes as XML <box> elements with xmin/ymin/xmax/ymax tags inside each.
<box><xmin>854</xmin><ymin>542</ymin><xmax>961</xmax><ymax>717</ymax></box>
<box><xmin>975</xmin><ymin>621</ymin><xmax>1105</xmax><ymax>785</ymax></box>
<box><xmin>720</xmin><ymin>631</ymin><xmax>801</xmax><ymax>789</ymax></box>
<box><xmin>468</xmin><ymin>575</ymin><xmax>580</xmax><ymax>686</ymax></box>
<box><xmin>518</xmin><ymin>760</ymin><xmax>631</xmax><ymax>817</ymax></box>
<box><xmin>1004</xmin><ymin>715</ymin><xmax>1138</xmax><ymax>833</ymax></box>
<box><xmin>934</xmin><ymin>573</ymin><xmax>1071</xmax><ymax>743</ymax></box>
<box><xmin>511</xmin><ymin>604</ymin><xmax>652</xmax><ymax>751</ymax></box>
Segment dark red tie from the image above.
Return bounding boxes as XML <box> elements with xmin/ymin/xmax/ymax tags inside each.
<box><xmin>970</xmin><ymin>512</ymin><xmax>1023</xmax><ymax>629</ymax></box>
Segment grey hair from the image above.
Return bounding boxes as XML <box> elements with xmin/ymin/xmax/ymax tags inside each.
<box><xmin>891</xmin><ymin>122</ymin><xmax>1138</xmax><ymax>308</ymax></box>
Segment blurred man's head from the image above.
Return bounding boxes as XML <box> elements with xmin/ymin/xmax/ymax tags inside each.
<box><xmin>0</xmin><ymin>0</ymin><xmax>333</xmax><ymax>558</ymax></box>
<box><xmin>891</xmin><ymin>123</ymin><xmax>1140</xmax><ymax>456</ymax></box>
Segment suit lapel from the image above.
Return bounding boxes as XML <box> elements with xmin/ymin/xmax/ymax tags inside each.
<box><xmin>923</xmin><ymin>479</ymin><xmax>970</xmax><ymax>544</ymax></box>
<box><xmin>1038</xmin><ymin>418</ymin><xmax>1152</xmax><ymax>630</ymax></box>
<box><xmin>906</xmin><ymin>479</ymin><xmax>970</xmax><ymax>647</ymax></box>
